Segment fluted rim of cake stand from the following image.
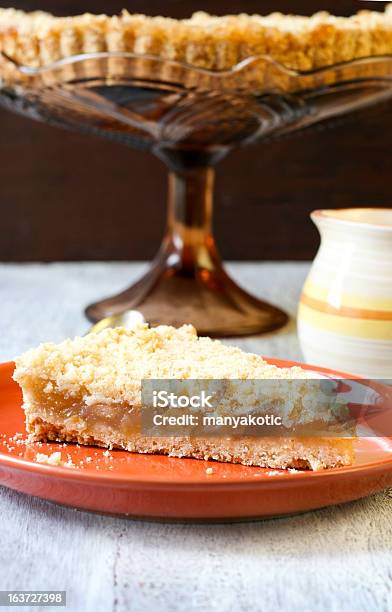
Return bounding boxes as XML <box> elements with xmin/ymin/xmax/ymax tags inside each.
<box><xmin>3</xmin><ymin>49</ymin><xmax>392</xmax><ymax>86</ymax></box>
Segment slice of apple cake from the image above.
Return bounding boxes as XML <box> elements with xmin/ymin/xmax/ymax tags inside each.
<box><xmin>13</xmin><ymin>324</ymin><xmax>354</xmax><ymax>471</ymax></box>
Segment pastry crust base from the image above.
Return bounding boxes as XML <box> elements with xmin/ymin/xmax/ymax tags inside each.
<box><xmin>27</xmin><ymin>414</ymin><xmax>354</xmax><ymax>471</ymax></box>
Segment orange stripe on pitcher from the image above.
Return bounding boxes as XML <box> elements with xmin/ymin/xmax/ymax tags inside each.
<box><xmin>300</xmin><ymin>293</ymin><xmax>392</xmax><ymax>321</ymax></box>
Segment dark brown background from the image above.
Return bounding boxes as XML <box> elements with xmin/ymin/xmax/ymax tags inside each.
<box><xmin>1</xmin><ymin>1</ymin><xmax>391</xmax><ymax>261</ymax></box>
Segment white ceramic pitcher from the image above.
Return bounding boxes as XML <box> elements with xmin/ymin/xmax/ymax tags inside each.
<box><xmin>298</xmin><ymin>208</ymin><xmax>392</xmax><ymax>378</ymax></box>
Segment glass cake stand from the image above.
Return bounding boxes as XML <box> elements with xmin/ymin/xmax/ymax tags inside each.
<box><xmin>1</xmin><ymin>51</ymin><xmax>392</xmax><ymax>337</ymax></box>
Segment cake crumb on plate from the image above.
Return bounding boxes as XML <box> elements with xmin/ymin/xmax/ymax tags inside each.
<box><xmin>35</xmin><ymin>451</ymin><xmax>62</xmax><ymax>466</ymax></box>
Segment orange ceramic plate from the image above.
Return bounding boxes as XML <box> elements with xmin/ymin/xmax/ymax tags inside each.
<box><xmin>0</xmin><ymin>360</ymin><xmax>391</xmax><ymax>521</ymax></box>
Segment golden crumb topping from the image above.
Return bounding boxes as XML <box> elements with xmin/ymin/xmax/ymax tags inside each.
<box><xmin>13</xmin><ymin>324</ymin><xmax>308</xmax><ymax>405</ymax></box>
<box><xmin>1</xmin><ymin>5</ymin><xmax>392</xmax><ymax>74</ymax></box>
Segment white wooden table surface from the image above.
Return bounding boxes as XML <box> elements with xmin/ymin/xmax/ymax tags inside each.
<box><xmin>0</xmin><ymin>262</ymin><xmax>391</xmax><ymax>612</ymax></box>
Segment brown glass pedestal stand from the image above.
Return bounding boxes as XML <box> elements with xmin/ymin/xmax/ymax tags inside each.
<box><xmin>86</xmin><ymin>156</ymin><xmax>288</xmax><ymax>336</ymax></box>
<box><xmin>2</xmin><ymin>52</ymin><xmax>392</xmax><ymax>336</ymax></box>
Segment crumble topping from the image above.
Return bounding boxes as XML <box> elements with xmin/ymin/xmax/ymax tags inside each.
<box><xmin>1</xmin><ymin>6</ymin><xmax>392</xmax><ymax>76</ymax></box>
<box><xmin>13</xmin><ymin>324</ymin><xmax>309</xmax><ymax>407</ymax></box>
